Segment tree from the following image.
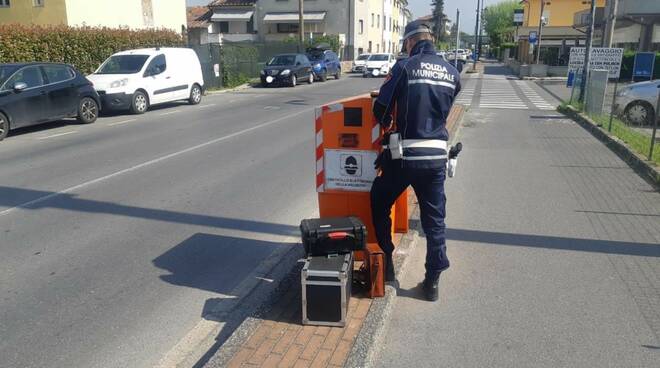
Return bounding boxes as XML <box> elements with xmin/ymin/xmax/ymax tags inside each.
<box><xmin>482</xmin><ymin>0</ymin><xmax>520</xmax><ymax>48</ymax></box>
<box><xmin>431</xmin><ymin>0</ymin><xmax>448</xmax><ymax>43</ymax></box>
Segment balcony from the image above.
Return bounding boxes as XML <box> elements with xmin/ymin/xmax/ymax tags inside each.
<box><xmin>203</xmin><ymin>32</ymin><xmax>258</xmax><ymax>44</ymax></box>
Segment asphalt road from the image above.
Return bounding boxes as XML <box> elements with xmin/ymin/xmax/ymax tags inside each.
<box><xmin>0</xmin><ymin>75</ymin><xmax>382</xmax><ymax>368</ymax></box>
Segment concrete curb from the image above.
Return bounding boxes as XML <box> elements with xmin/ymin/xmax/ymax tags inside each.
<box><xmin>205</xmin><ymin>83</ymin><xmax>251</xmax><ymax>95</ymax></box>
<box><xmin>558</xmin><ymin>105</ymin><xmax>660</xmax><ymax>188</ymax></box>
<box><xmin>199</xmin><ymin>246</ymin><xmax>306</xmax><ymax>368</ymax></box>
<box><xmin>344</xmin><ymin>215</ymin><xmax>422</xmax><ymax>368</ymax></box>
<box><xmin>520</xmin><ymin>76</ymin><xmax>567</xmax><ymax>81</ymax></box>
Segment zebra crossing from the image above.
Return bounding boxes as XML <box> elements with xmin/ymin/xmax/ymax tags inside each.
<box><xmin>450</xmin><ymin>68</ymin><xmax>558</xmax><ymax>110</ymax></box>
<box><xmin>478</xmin><ymin>78</ymin><xmax>528</xmax><ymax>110</ymax></box>
<box><xmin>455</xmin><ymin>82</ymin><xmax>475</xmax><ymax>105</ymax></box>
<box><xmin>514</xmin><ymin>81</ymin><xmax>556</xmax><ymax>110</ymax></box>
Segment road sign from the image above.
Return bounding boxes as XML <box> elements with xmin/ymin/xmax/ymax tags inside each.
<box><xmin>568</xmin><ymin>47</ymin><xmax>623</xmax><ymax>79</ymax></box>
<box><xmin>529</xmin><ymin>31</ymin><xmax>538</xmax><ymax>45</ymax></box>
<box><xmin>632</xmin><ymin>52</ymin><xmax>655</xmax><ymax>80</ymax></box>
<box><xmin>513</xmin><ymin>9</ymin><xmax>524</xmax><ymax>26</ymax></box>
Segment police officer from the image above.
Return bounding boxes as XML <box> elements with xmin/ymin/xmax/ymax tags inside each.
<box><xmin>370</xmin><ymin>20</ymin><xmax>461</xmax><ymax>302</ymax></box>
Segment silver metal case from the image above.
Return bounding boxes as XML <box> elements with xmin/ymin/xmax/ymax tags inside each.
<box><xmin>301</xmin><ymin>253</ymin><xmax>352</xmax><ymax>327</ymax></box>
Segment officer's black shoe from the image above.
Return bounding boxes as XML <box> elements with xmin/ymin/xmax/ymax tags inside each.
<box><xmin>422</xmin><ymin>275</ymin><xmax>440</xmax><ymax>302</ymax></box>
<box><xmin>385</xmin><ymin>254</ymin><xmax>396</xmax><ymax>283</ymax></box>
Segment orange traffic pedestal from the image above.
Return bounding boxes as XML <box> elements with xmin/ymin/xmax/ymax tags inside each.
<box><xmin>315</xmin><ymin>95</ymin><xmax>408</xmax><ymax>270</ymax></box>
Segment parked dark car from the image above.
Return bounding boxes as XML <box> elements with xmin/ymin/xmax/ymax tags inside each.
<box><xmin>0</xmin><ymin>62</ymin><xmax>100</xmax><ymax>141</ymax></box>
<box><xmin>261</xmin><ymin>54</ymin><xmax>314</xmax><ymax>88</ymax></box>
<box><xmin>306</xmin><ymin>46</ymin><xmax>341</xmax><ymax>81</ymax></box>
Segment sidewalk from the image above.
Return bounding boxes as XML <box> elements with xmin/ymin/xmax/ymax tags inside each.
<box><xmin>202</xmin><ymin>104</ymin><xmax>466</xmax><ymax>368</ymax></box>
<box><xmin>375</xmin><ymin>75</ymin><xmax>660</xmax><ymax>366</ymax></box>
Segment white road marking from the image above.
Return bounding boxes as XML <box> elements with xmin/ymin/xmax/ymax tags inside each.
<box><xmin>197</xmin><ymin>103</ymin><xmax>217</xmax><ymax>108</ymax></box>
<box><xmin>108</xmin><ymin>119</ymin><xmax>137</xmax><ymax>126</ymax></box>
<box><xmin>37</xmin><ymin>131</ymin><xmax>77</xmax><ymax>140</ymax></box>
<box><xmin>159</xmin><ymin>110</ymin><xmax>181</xmax><ymax>116</ymax></box>
<box><xmin>0</xmin><ymin>108</ymin><xmax>312</xmax><ymax>217</ymax></box>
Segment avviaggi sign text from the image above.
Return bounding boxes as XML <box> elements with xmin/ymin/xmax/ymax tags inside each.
<box><xmin>568</xmin><ymin>47</ymin><xmax>623</xmax><ymax>78</ymax></box>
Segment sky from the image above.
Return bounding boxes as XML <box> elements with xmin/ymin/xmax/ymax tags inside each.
<box><xmin>186</xmin><ymin>0</ymin><xmax>503</xmax><ymax>34</ymax></box>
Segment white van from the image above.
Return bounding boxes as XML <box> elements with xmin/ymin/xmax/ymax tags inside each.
<box><xmin>88</xmin><ymin>48</ymin><xmax>204</xmax><ymax>114</ymax></box>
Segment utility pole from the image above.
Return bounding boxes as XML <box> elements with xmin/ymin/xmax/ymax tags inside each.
<box><xmin>604</xmin><ymin>0</ymin><xmax>619</xmax><ymax>47</ymax></box>
<box><xmin>478</xmin><ymin>0</ymin><xmax>484</xmax><ymax>61</ymax></box>
<box><xmin>535</xmin><ymin>0</ymin><xmax>545</xmax><ymax>64</ymax></box>
<box><xmin>472</xmin><ymin>0</ymin><xmax>480</xmax><ymax>71</ymax></box>
<box><xmin>578</xmin><ymin>0</ymin><xmax>597</xmax><ymax>103</ymax></box>
<box><xmin>455</xmin><ymin>8</ymin><xmax>460</xmax><ymax>66</ymax></box>
<box><xmin>298</xmin><ymin>0</ymin><xmax>304</xmax><ymax>52</ymax></box>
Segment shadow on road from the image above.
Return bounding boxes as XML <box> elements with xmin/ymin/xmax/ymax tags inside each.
<box><xmin>407</xmin><ymin>219</ymin><xmax>660</xmax><ymax>258</ymax></box>
<box><xmin>0</xmin><ymin>186</ymin><xmax>299</xmax><ymax>237</ymax></box>
<box><xmin>153</xmin><ymin>233</ymin><xmax>285</xmax><ymax>295</ymax></box>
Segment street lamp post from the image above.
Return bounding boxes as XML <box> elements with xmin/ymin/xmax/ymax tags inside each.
<box><xmin>298</xmin><ymin>0</ymin><xmax>304</xmax><ymax>52</ymax></box>
<box><xmin>578</xmin><ymin>0</ymin><xmax>597</xmax><ymax>104</ymax></box>
<box><xmin>472</xmin><ymin>0</ymin><xmax>480</xmax><ymax>71</ymax></box>
<box><xmin>535</xmin><ymin>0</ymin><xmax>545</xmax><ymax>64</ymax></box>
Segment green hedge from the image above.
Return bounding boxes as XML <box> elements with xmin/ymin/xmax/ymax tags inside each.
<box><xmin>0</xmin><ymin>24</ymin><xmax>183</xmax><ymax>74</ymax></box>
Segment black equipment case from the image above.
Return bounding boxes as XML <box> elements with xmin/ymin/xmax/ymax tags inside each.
<box><xmin>302</xmin><ymin>253</ymin><xmax>353</xmax><ymax>327</ymax></box>
<box><xmin>300</xmin><ymin>217</ymin><xmax>366</xmax><ymax>256</ymax></box>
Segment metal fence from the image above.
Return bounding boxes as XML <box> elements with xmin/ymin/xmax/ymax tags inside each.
<box><xmin>564</xmin><ymin>71</ymin><xmax>659</xmax><ymax>164</ymax></box>
<box><xmin>189</xmin><ymin>41</ymin><xmax>298</xmax><ymax>90</ymax></box>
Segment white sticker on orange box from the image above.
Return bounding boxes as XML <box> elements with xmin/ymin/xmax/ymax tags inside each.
<box><xmin>324</xmin><ymin>149</ymin><xmax>378</xmax><ymax>192</ymax></box>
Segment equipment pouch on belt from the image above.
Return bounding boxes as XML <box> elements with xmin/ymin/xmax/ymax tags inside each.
<box><xmin>387</xmin><ymin>133</ymin><xmax>403</xmax><ymax>160</ymax></box>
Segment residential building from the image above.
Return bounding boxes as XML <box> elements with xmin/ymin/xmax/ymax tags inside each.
<box><xmin>186</xmin><ymin>0</ymin><xmax>411</xmax><ymax>59</ymax></box>
<box><xmin>382</xmin><ymin>0</ymin><xmax>392</xmax><ymax>53</ymax></box>
<box><xmin>516</xmin><ymin>0</ymin><xmax>606</xmax><ymax>64</ymax></box>
<box><xmin>0</xmin><ymin>0</ymin><xmax>186</xmax><ymax>32</ymax></box>
<box><xmin>187</xmin><ymin>0</ymin><xmax>258</xmax><ymax>45</ymax></box>
<box><xmin>367</xmin><ymin>0</ymin><xmax>384</xmax><ymax>53</ymax></box>
<box><xmin>256</xmin><ymin>0</ymin><xmax>391</xmax><ymax>60</ymax></box>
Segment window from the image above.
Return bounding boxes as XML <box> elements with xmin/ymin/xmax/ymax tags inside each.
<box><xmin>377</xmin><ymin>15</ymin><xmax>379</xmax><ymax>28</ymax></box>
<box><xmin>33</xmin><ymin>0</ymin><xmax>43</xmax><ymax>6</ymax></box>
<box><xmin>368</xmin><ymin>41</ymin><xmax>372</xmax><ymax>53</ymax></box>
<box><xmin>218</xmin><ymin>21</ymin><xmax>229</xmax><ymax>33</ymax></box>
<box><xmin>359</xmin><ymin>20</ymin><xmax>363</xmax><ymax>34</ymax></box>
<box><xmin>277</xmin><ymin>23</ymin><xmax>299</xmax><ymax>33</ymax></box>
<box><xmin>97</xmin><ymin>55</ymin><xmax>149</xmax><ymax>74</ymax></box>
<box><xmin>42</xmin><ymin>65</ymin><xmax>74</xmax><ymax>84</ymax></box>
<box><xmin>376</xmin><ymin>44</ymin><xmax>379</xmax><ymax>52</ymax></box>
<box><xmin>0</xmin><ymin>0</ymin><xmax>9</xmax><ymax>7</ymax></box>
<box><xmin>371</xmin><ymin>13</ymin><xmax>374</xmax><ymax>27</ymax></box>
<box><xmin>383</xmin><ymin>16</ymin><xmax>386</xmax><ymax>30</ymax></box>
<box><xmin>145</xmin><ymin>54</ymin><xmax>166</xmax><ymax>76</ymax></box>
<box><xmin>5</xmin><ymin>66</ymin><xmax>44</xmax><ymax>89</ymax></box>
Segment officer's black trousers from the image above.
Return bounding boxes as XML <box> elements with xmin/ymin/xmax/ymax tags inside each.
<box><xmin>370</xmin><ymin>164</ymin><xmax>449</xmax><ymax>280</ymax></box>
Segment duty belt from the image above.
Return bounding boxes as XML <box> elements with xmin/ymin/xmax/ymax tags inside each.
<box><xmin>384</xmin><ymin>137</ymin><xmax>448</xmax><ymax>160</ymax></box>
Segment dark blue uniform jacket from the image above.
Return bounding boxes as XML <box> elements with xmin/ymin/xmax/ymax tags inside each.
<box><xmin>374</xmin><ymin>40</ymin><xmax>461</xmax><ymax>169</ymax></box>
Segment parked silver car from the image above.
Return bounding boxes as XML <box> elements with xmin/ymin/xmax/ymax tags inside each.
<box><xmin>613</xmin><ymin>79</ymin><xmax>659</xmax><ymax>125</ymax></box>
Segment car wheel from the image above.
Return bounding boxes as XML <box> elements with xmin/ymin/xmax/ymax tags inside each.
<box><xmin>308</xmin><ymin>72</ymin><xmax>314</xmax><ymax>85</ymax></box>
<box><xmin>625</xmin><ymin>101</ymin><xmax>654</xmax><ymax>126</ymax></box>
<box><xmin>0</xmin><ymin>112</ymin><xmax>9</xmax><ymax>141</ymax></box>
<box><xmin>77</xmin><ymin>97</ymin><xmax>99</xmax><ymax>124</ymax></box>
<box><xmin>320</xmin><ymin>71</ymin><xmax>327</xmax><ymax>82</ymax></box>
<box><xmin>335</xmin><ymin>69</ymin><xmax>341</xmax><ymax>79</ymax></box>
<box><xmin>290</xmin><ymin>74</ymin><xmax>297</xmax><ymax>87</ymax></box>
<box><xmin>261</xmin><ymin>82</ymin><xmax>268</xmax><ymax>88</ymax></box>
<box><xmin>189</xmin><ymin>84</ymin><xmax>202</xmax><ymax>105</ymax></box>
<box><xmin>131</xmin><ymin>91</ymin><xmax>149</xmax><ymax>114</ymax></box>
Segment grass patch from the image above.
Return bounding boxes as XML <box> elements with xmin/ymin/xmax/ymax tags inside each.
<box><xmin>590</xmin><ymin>114</ymin><xmax>660</xmax><ymax>165</ymax></box>
<box><xmin>564</xmin><ymin>102</ymin><xmax>659</xmax><ymax>165</ymax></box>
